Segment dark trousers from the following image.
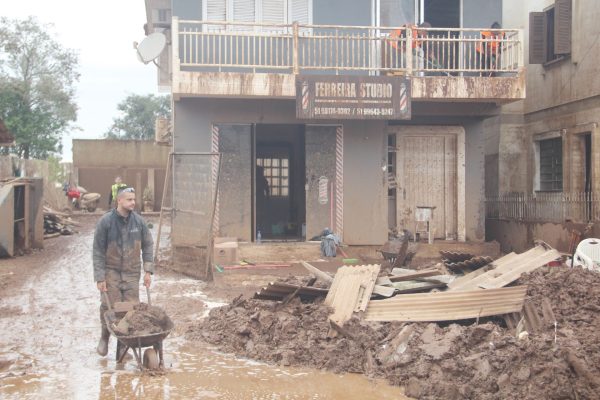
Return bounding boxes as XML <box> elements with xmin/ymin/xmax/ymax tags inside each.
<box><xmin>99</xmin><ymin>269</ymin><xmax>140</xmax><ymax>328</ymax></box>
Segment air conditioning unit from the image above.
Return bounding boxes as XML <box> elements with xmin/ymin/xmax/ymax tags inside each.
<box><xmin>155</xmin><ymin>117</ymin><xmax>171</xmax><ymax>145</ymax></box>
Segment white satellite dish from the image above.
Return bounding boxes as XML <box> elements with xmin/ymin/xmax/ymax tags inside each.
<box><xmin>135</xmin><ymin>32</ymin><xmax>167</xmax><ymax>64</ymax></box>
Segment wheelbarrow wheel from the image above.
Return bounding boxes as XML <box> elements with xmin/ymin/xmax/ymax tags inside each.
<box><xmin>143</xmin><ymin>348</ymin><xmax>159</xmax><ymax>370</ymax></box>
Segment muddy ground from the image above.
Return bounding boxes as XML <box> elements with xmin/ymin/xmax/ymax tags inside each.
<box><xmin>0</xmin><ymin>214</ymin><xmax>407</xmax><ymax>399</ymax></box>
<box><xmin>192</xmin><ymin>267</ymin><xmax>600</xmax><ymax>400</ymax></box>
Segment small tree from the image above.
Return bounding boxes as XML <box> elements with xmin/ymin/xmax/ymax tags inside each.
<box><xmin>0</xmin><ymin>17</ymin><xmax>79</xmax><ymax>159</ymax></box>
<box><xmin>105</xmin><ymin>94</ymin><xmax>170</xmax><ymax>140</ymax></box>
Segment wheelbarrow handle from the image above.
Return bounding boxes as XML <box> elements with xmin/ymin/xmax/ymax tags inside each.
<box><xmin>146</xmin><ymin>286</ymin><xmax>152</xmax><ymax>306</ymax></box>
<box><xmin>102</xmin><ymin>291</ymin><xmax>113</xmax><ymax>312</ymax></box>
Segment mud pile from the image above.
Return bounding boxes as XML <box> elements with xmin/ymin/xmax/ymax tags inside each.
<box><xmin>189</xmin><ymin>297</ymin><xmax>389</xmax><ymax>373</ymax></box>
<box><xmin>190</xmin><ymin>267</ymin><xmax>600</xmax><ymax>399</ymax></box>
<box><xmin>117</xmin><ymin>303</ymin><xmax>171</xmax><ymax>336</ymax></box>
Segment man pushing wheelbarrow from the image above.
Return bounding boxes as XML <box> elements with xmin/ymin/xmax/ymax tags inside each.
<box><xmin>92</xmin><ymin>186</ymin><xmax>154</xmax><ymax>361</ymax></box>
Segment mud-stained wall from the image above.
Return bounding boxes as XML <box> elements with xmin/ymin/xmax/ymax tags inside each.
<box><xmin>72</xmin><ymin>140</ymin><xmax>170</xmax><ymax>211</ymax></box>
<box><xmin>487</xmin><ymin>219</ymin><xmax>600</xmax><ymax>254</ymax></box>
<box><xmin>73</xmin><ymin>140</ymin><xmax>169</xmax><ymax>168</ymax></box>
<box><xmin>463</xmin><ymin>120</ymin><xmax>486</xmax><ymax>241</ymax></box>
<box><xmin>173</xmin><ymin>98</ymin><xmax>388</xmax><ymax>245</ymax></box>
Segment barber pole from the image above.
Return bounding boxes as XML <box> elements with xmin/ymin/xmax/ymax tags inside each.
<box><xmin>211</xmin><ymin>125</ymin><xmax>220</xmax><ymax>235</ymax></box>
<box><xmin>335</xmin><ymin>126</ymin><xmax>343</xmax><ymax>239</ymax></box>
<box><xmin>399</xmin><ymin>83</ymin><xmax>408</xmax><ymax>113</ymax></box>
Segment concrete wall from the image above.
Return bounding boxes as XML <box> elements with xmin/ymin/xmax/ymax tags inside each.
<box><xmin>463</xmin><ymin>119</ymin><xmax>486</xmax><ymax>241</ymax></box>
<box><xmin>173</xmin><ymin>97</ymin><xmax>388</xmax><ymax>245</ymax></box>
<box><xmin>487</xmin><ymin>219</ymin><xmax>600</xmax><ymax>253</ymax></box>
<box><xmin>72</xmin><ymin>140</ymin><xmax>170</xmax><ymax>211</ymax></box>
<box><xmin>73</xmin><ymin>140</ymin><xmax>170</xmax><ymax>168</ymax></box>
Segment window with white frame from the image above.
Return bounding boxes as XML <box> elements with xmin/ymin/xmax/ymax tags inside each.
<box><xmin>203</xmin><ymin>0</ymin><xmax>311</xmax><ymax>25</ymax></box>
<box><xmin>257</xmin><ymin>157</ymin><xmax>289</xmax><ymax>197</ymax></box>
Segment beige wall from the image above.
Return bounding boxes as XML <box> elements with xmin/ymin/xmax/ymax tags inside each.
<box><xmin>73</xmin><ymin>139</ymin><xmax>170</xmax><ymax>169</ymax></box>
<box><xmin>72</xmin><ymin>140</ymin><xmax>170</xmax><ymax>211</ymax></box>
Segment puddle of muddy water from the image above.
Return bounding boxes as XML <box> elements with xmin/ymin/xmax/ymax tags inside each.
<box><xmin>0</xmin><ymin>222</ymin><xmax>409</xmax><ymax>400</ymax></box>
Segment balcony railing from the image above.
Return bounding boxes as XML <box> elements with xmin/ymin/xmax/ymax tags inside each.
<box><xmin>486</xmin><ymin>192</ymin><xmax>600</xmax><ymax>223</ymax></box>
<box><xmin>174</xmin><ymin>18</ymin><xmax>524</xmax><ymax>76</ymax></box>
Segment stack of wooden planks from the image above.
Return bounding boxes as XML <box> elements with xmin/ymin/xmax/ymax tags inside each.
<box><xmin>43</xmin><ymin>206</ymin><xmax>79</xmax><ymax>238</ymax></box>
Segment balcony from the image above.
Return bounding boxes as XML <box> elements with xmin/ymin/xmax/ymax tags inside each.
<box><xmin>171</xmin><ymin>18</ymin><xmax>525</xmax><ymax>103</ymax></box>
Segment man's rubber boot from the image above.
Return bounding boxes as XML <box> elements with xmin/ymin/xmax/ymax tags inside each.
<box><xmin>97</xmin><ymin>327</ymin><xmax>110</xmax><ymax>356</ymax></box>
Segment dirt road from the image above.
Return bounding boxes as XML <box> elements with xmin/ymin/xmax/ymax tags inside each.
<box><xmin>0</xmin><ymin>216</ymin><xmax>407</xmax><ymax>399</ymax></box>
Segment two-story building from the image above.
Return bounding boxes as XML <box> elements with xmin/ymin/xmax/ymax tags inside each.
<box><xmin>485</xmin><ymin>0</ymin><xmax>599</xmax><ymax>252</ymax></box>
<box><xmin>143</xmin><ymin>0</ymin><xmax>525</xmax><ymax>247</ymax></box>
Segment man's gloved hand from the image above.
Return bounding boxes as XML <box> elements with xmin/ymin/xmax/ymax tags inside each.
<box><xmin>96</xmin><ymin>281</ymin><xmax>107</xmax><ymax>292</ymax></box>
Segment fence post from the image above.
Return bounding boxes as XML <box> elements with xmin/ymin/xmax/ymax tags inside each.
<box><xmin>292</xmin><ymin>21</ymin><xmax>299</xmax><ymax>75</ymax></box>
<box><xmin>405</xmin><ymin>27</ymin><xmax>413</xmax><ymax>76</ymax></box>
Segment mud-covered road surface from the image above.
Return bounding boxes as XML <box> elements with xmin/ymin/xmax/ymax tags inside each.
<box><xmin>0</xmin><ymin>216</ymin><xmax>407</xmax><ymax>399</ymax></box>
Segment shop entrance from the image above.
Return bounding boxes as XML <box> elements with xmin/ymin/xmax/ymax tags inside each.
<box><xmin>254</xmin><ymin>124</ymin><xmax>306</xmax><ymax>240</ymax></box>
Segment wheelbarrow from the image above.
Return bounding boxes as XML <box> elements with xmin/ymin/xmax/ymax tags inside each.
<box><xmin>103</xmin><ymin>289</ymin><xmax>174</xmax><ymax>371</ymax></box>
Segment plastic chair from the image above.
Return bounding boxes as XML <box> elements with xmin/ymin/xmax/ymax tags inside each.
<box><xmin>573</xmin><ymin>238</ymin><xmax>600</xmax><ymax>272</ymax></box>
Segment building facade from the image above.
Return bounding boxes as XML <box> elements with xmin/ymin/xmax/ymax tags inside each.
<box><xmin>486</xmin><ymin>0</ymin><xmax>600</xmax><ymax>252</ymax></box>
<box><xmin>144</xmin><ymin>0</ymin><xmax>525</xmax><ymax>245</ymax></box>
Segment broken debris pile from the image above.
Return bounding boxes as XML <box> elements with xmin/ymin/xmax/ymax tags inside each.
<box><xmin>114</xmin><ymin>303</ymin><xmax>171</xmax><ymax>337</ymax></box>
<box><xmin>43</xmin><ymin>206</ymin><xmax>78</xmax><ymax>238</ymax></box>
<box><xmin>193</xmin><ymin>244</ymin><xmax>600</xmax><ymax>399</ymax></box>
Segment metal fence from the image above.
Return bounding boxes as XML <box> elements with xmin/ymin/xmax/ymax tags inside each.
<box><xmin>175</xmin><ymin>18</ymin><xmax>523</xmax><ymax>75</ymax></box>
<box><xmin>486</xmin><ymin>192</ymin><xmax>600</xmax><ymax>223</ymax></box>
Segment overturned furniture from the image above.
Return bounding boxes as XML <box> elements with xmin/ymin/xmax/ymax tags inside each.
<box><xmin>0</xmin><ymin>178</ymin><xmax>44</xmax><ymax>257</ymax></box>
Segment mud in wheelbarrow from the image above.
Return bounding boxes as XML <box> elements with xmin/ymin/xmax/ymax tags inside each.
<box><xmin>104</xmin><ymin>308</ymin><xmax>174</xmax><ymax>372</ymax></box>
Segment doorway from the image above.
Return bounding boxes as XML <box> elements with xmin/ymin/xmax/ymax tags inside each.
<box><xmin>255</xmin><ymin>124</ymin><xmax>306</xmax><ymax>240</ymax></box>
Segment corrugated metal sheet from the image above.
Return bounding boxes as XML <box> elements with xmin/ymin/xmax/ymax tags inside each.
<box><xmin>448</xmin><ymin>242</ymin><xmax>560</xmax><ymax>291</ymax></box>
<box><xmin>364</xmin><ymin>286</ymin><xmax>528</xmax><ymax>322</ymax></box>
<box><xmin>325</xmin><ymin>265</ymin><xmax>380</xmax><ymax>324</ymax></box>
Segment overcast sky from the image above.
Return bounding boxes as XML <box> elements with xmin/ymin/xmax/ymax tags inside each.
<box><xmin>3</xmin><ymin>0</ymin><xmax>160</xmax><ymax>161</ymax></box>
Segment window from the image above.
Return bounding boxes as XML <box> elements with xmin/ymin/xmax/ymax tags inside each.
<box><xmin>203</xmin><ymin>0</ymin><xmax>311</xmax><ymax>25</ymax></box>
<box><xmin>257</xmin><ymin>158</ymin><xmax>289</xmax><ymax>197</ymax></box>
<box><xmin>529</xmin><ymin>0</ymin><xmax>571</xmax><ymax>65</ymax></box>
<box><xmin>539</xmin><ymin>138</ymin><xmax>563</xmax><ymax>192</ymax></box>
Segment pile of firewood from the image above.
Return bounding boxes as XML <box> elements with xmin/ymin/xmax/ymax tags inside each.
<box><xmin>43</xmin><ymin>206</ymin><xmax>79</xmax><ymax>239</ymax></box>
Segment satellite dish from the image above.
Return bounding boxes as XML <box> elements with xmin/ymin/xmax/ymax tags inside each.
<box><xmin>135</xmin><ymin>32</ymin><xmax>167</xmax><ymax>64</ymax></box>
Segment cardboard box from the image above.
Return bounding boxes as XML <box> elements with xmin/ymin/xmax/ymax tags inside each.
<box><xmin>213</xmin><ymin>238</ymin><xmax>238</xmax><ymax>266</ymax></box>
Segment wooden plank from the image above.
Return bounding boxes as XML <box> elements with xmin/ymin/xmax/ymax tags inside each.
<box><xmin>364</xmin><ymin>286</ymin><xmax>527</xmax><ymax>322</ymax></box>
<box><xmin>389</xmin><ymin>268</ymin><xmax>444</xmax><ymax>282</ymax></box>
<box><xmin>300</xmin><ymin>261</ymin><xmax>333</xmax><ymax>283</ymax></box>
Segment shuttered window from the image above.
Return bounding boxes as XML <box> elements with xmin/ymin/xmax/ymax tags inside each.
<box><xmin>554</xmin><ymin>0</ymin><xmax>572</xmax><ymax>54</ymax></box>
<box><xmin>262</xmin><ymin>0</ymin><xmax>286</xmax><ymax>24</ymax></box>
<box><xmin>232</xmin><ymin>0</ymin><xmax>256</xmax><ymax>22</ymax></box>
<box><xmin>289</xmin><ymin>0</ymin><xmax>309</xmax><ymax>24</ymax></box>
<box><xmin>204</xmin><ymin>0</ymin><xmax>311</xmax><ymax>25</ymax></box>
<box><xmin>528</xmin><ymin>0</ymin><xmax>571</xmax><ymax>65</ymax></box>
<box><xmin>539</xmin><ymin>138</ymin><xmax>563</xmax><ymax>192</ymax></box>
<box><xmin>207</xmin><ymin>0</ymin><xmax>227</xmax><ymax>21</ymax></box>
